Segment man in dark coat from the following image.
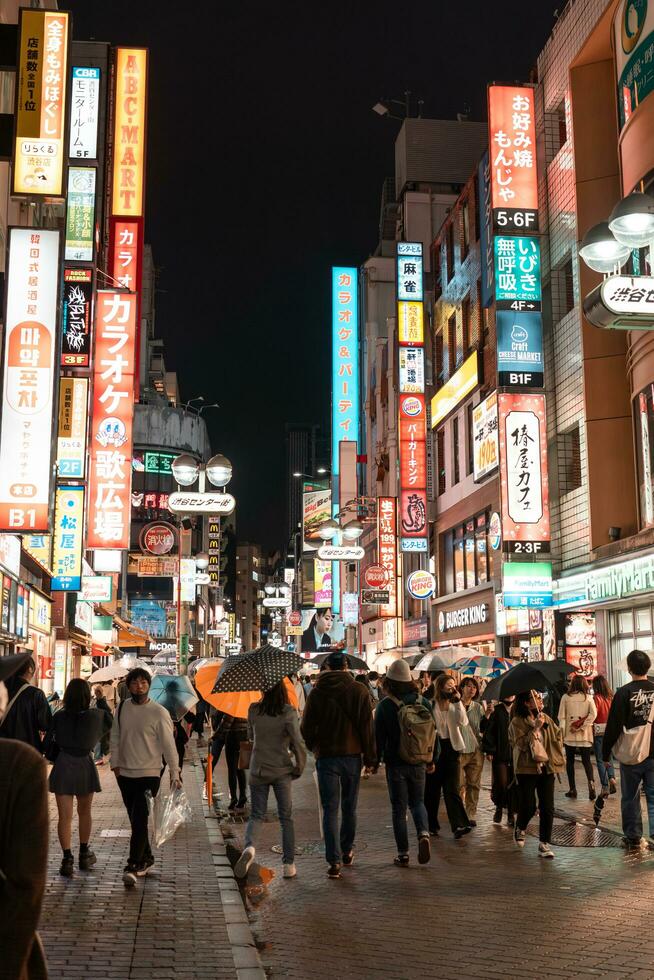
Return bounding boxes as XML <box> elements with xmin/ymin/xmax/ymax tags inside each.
<box><xmin>0</xmin><ymin>655</ymin><xmax>52</xmax><ymax>753</ymax></box>
<box><xmin>481</xmin><ymin>695</ymin><xmax>516</xmax><ymax>826</ymax></box>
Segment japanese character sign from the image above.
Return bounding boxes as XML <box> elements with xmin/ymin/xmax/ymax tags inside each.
<box><xmin>87</xmin><ymin>291</ymin><xmax>137</xmax><ymax>549</ymax></box>
<box><xmin>13</xmin><ymin>10</ymin><xmax>69</xmax><ymax>196</ymax></box>
<box><xmin>399</xmin><ymin>347</ymin><xmax>425</xmax><ymax>394</ymax></box>
<box><xmin>110</xmin><ymin>219</ymin><xmax>141</xmax><ymax>292</ymax></box>
<box><xmin>51</xmin><ymin>485</ymin><xmax>84</xmax><ymax>591</ymax></box>
<box><xmin>69</xmin><ymin>67</ymin><xmax>100</xmax><ymax>159</ymax></box>
<box><xmin>398</xmin><ymin>301</ymin><xmax>424</xmax><ymax>345</ymax></box>
<box><xmin>398</xmin><ymin>394</ymin><xmax>428</xmax><ymax>551</ymax></box>
<box><xmin>397</xmin><ymin>242</ymin><xmax>424</xmax><ymax>302</ymax></box>
<box><xmin>57</xmin><ymin>377</ymin><xmax>88</xmax><ymax>478</ymax></box>
<box><xmin>493</xmin><ymin>236</ymin><xmax>541</xmax><ymax>306</ymax></box>
<box><xmin>64</xmin><ymin>166</ymin><xmax>95</xmax><ymax>261</ymax></box>
<box><xmin>0</xmin><ymin>229</ymin><xmax>59</xmax><ymax>532</ymax></box>
<box><xmin>377</xmin><ymin>496</ymin><xmax>398</xmax><ymax>618</ymax></box>
<box><xmin>61</xmin><ymin>268</ymin><xmax>93</xmax><ymax>367</ymax></box>
<box><xmin>473</xmin><ymin>391</ymin><xmax>499</xmax><ymax>482</ymax></box>
<box><xmin>112</xmin><ymin>48</ymin><xmax>147</xmax><ymax>217</ymax></box>
<box><xmin>488</xmin><ymin>85</ymin><xmax>538</xmax><ymax>233</ymax></box>
<box><xmin>331</xmin><ymin>267</ymin><xmax>359</xmax><ymax>476</ymax></box>
<box><xmin>498</xmin><ymin>393</ymin><xmax>550</xmax><ymax>546</ymax></box>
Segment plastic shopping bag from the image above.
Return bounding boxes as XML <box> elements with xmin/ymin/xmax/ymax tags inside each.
<box><xmin>146</xmin><ymin>786</ymin><xmax>193</xmax><ymax>848</ymax></box>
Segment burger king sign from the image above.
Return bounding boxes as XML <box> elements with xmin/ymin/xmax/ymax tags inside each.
<box><xmin>406</xmin><ymin>569</ymin><xmax>436</xmax><ymax>601</ymax></box>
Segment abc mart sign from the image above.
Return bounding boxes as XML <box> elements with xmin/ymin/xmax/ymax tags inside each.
<box><xmin>555</xmin><ymin>553</ymin><xmax>654</xmax><ymax>609</ymax></box>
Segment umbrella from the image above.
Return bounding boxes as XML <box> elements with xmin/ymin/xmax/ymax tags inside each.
<box><xmin>88</xmin><ymin>656</ymin><xmax>152</xmax><ymax>684</ymax></box>
<box><xmin>195</xmin><ymin>660</ymin><xmax>298</xmax><ymax>718</ymax></box>
<box><xmin>188</xmin><ymin>657</ymin><xmax>222</xmax><ymax>679</ymax></box>
<box><xmin>482</xmin><ymin>659</ymin><xmax>575</xmax><ymax>702</ymax></box>
<box><xmin>212</xmin><ymin>644</ymin><xmax>307</xmax><ymax>694</ymax></box>
<box><xmin>148</xmin><ymin>674</ymin><xmax>198</xmax><ymax>721</ymax></box>
<box><xmin>309</xmin><ymin>652</ymin><xmax>368</xmax><ymax>671</ymax></box>
<box><xmin>455</xmin><ymin>656</ymin><xmax>518</xmax><ymax>679</ymax></box>
<box><xmin>414</xmin><ymin>647</ymin><xmax>479</xmax><ymax>673</ymax></box>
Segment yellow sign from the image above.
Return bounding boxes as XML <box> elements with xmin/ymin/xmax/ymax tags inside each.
<box><xmin>431</xmin><ymin>350</ymin><xmax>480</xmax><ymax>428</ymax></box>
<box><xmin>57</xmin><ymin>378</ymin><xmax>88</xmax><ymax>478</ymax></box>
<box><xmin>23</xmin><ymin>534</ymin><xmax>52</xmax><ymax>571</ymax></box>
<box><xmin>112</xmin><ymin>48</ymin><xmax>148</xmax><ymax>216</ymax></box>
<box><xmin>398</xmin><ymin>301</ymin><xmax>424</xmax><ymax>345</ymax></box>
<box><xmin>13</xmin><ymin>10</ymin><xmax>69</xmax><ymax>196</ymax></box>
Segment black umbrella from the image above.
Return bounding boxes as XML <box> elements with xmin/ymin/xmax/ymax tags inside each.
<box><xmin>211</xmin><ymin>644</ymin><xmax>307</xmax><ymax>694</ymax></box>
<box><xmin>482</xmin><ymin>659</ymin><xmax>574</xmax><ymax>701</ymax></box>
<box><xmin>308</xmin><ymin>652</ymin><xmax>368</xmax><ymax>670</ymax></box>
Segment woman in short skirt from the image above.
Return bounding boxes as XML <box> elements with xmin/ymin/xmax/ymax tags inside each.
<box><xmin>48</xmin><ymin>678</ymin><xmax>112</xmax><ymax>877</ymax></box>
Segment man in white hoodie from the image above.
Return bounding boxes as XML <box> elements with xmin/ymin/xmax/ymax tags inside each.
<box><xmin>110</xmin><ymin>667</ymin><xmax>181</xmax><ymax>887</ymax></box>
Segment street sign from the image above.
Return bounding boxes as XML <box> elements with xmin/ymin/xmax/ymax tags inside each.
<box><xmin>287</xmin><ymin>625</ymin><xmax>303</xmax><ymax>636</ymax></box>
<box><xmin>363</xmin><ymin>564</ymin><xmax>389</xmax><ymax>589</ymax></box>
<box><xmin>262</xmin><ymin>596</ymin><xmax>291</xmax><ymax>608</ymax></box>
<box><xmin>361</xmin><ymin>588</ymin><xmax>390</xmax><ymax>604</ymax></box>
<box><xmin>288</xmin><ymin>610</ymin><xmax>302</xmax><ymax>627</ymax></box>
<box><xmin>317</xmin><ymin>544</ymin><xmax>365</xmax><ymax>561</ymax></box>
<box><xmin>168</xmin><ymin>492</ymin><xmax>236</xmax><ymax>515</ymax></box>
<box><xmin>584</xmin><ymin>275</ymin><xmax>654</xmax><ymax>330</ymax></box>
<box><xmin>195</xmin><ymin>572</ymin><xmax>211</xmax><ymax>585</ymax></box>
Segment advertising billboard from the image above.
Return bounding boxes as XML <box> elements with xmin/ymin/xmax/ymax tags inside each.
<box><xmin>51</xmin><ymin>485</ymin><xmax>84</xmax><ymax>591</ymax></box>
<box><xmin>378</xmin><ymin>496</ymin><xmax>398</xmax><ymax>618</ymax></box>
<box><xmin>110</xmin><ymin>218</ymin><xmax>141</xmax><ymax>292</ymax></box>
<box><xmin>496</xmin><ymin>310</ymin><xmax>543</xmax><ymax>388</ymax></box>
<box><xmin>498</xmin><ymin>393</ymin><xmax>550</xmax><ymax>553</ymax></box>
<box><xmin>493</xmin><ymin>236</ymin><xmax>541</xmax><ymax>307</ymax></box>
<box><xmin>614</xmin><ymin>0</ymin><xmax>654</xmax><ymax>129</ymax></box>
<box><xmin>397</xmin><ymin>301</ymin><xmax>424</xmax><ymax>345</ymax></box>
<box><xmin>87</xmin><ymin>291</ymin><xmax>137</xmax><ymax>549</ymax></box>
<box><xmin>472</xmin><ymin>390</ymin><xmax>499</xmax><ymax>482</ymax></box>
<box><xmin>397</xmin><ymin>242</ymin><xmax>423</xmax><ymax>301</ymax></box>
<box><xmin>399</xmin><ymin>394</ymin><xmax>428</xmax><ymax>553</ymax></box>
<box><xmin>399</xmin><ymin>347</ymin><xmax>425</xmax><ymax>394</ymax></box>
<box><xmin>13</xmin><ymin>10</ymin><xmax>70</xmax><ymax>196</ymax></box>
<box><xmin>314</xmin><ymin>559</ymin><xmax>332</xmax><ymax>605</ymax></box>
<box><xmin>430</xmin><ymin>350</ymin><xmax>481</xmax><ymax>429</ymax></box>
<box><xmin>303</xmin><ymin>485</ymin><xmax>331</xmax><ymax>552</ymax></box>
<box><xmin>0</xmin><ymin>229</ymin><xmax>60</xmax><ymax>531</ymax></box>
<box><xmin>331</xmin><ymin>267</ymin><xmax>359</xmax><ymax>475</ymax></box>
<box><xmin>488</xmin><ymin>85</ymin><xmax>538</xmax><ymax>233</ymax></box>
<box><xmin>57</xmin><ymin>377</ymin><xmax>88</xmax><ymax>478</ymax></box>
<box><xmin>61</xmin><ymin>268</ymin><xmax>93</xmax><ymax>367</ymax></box>
<box><xmin>112</xmin><ymin>48</ymin><xmax>148</xmax><ymax>217</ymax></box>
<box><xmin>69</xmin><ymin>67</ymin><xmax>100</xmax><ymax>159</ymax></box>
<box><xmin>503</xmin><ymin>561</ymin><xmax>553</xmax><ymax>608</ymax></box>
<box><xmin>64</xmin><ymin>166</ymin><xmax>96</xmax><ymax>262</ymax></box>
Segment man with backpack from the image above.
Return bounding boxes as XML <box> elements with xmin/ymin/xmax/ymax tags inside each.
<box><xmin>374</xmin><ymin>659</ymin><xmax>436</xmax><ymax>867</ymax></box>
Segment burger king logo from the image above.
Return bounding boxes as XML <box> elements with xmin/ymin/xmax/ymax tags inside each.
<box><xmin>401</xmin><ymin>395</ymin><xmax>423</xmax><ymax>418</ymax></box>
<box><xmin>406</xmin><ymin>570</ymin><xmax>436</xmax><ymax>601</ymax></box>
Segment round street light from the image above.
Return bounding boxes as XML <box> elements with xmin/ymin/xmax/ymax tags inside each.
<box><xmin>317</xmin><ymin>519</ymin><xmax>339</xmax><ymax>540</ymax></box>
<box><xmin>172</xmin><ymin>453</ymin><xmax>200</xmax><ymax>487</ymax></box>
<box><xmin>206</xmin><ymin>454</ymin><xmax>232</xmax><ymax>488</ymax></box>
<box><xmin>578</xmin><ymin>222</ymin><xmax>631</xmax><ymax>274</ymax></box>
<box><xmin>342</xmin><ymin>519</ymin><xmax>364</xmax><ymax>541</ymax></box>
<box><xmin>608</xmin><ymin>192</ymin><xmax>654</xmax><ymax>249</ymax></box>
<box><xmin>195</xmin><ymin>552</ymin><xmax>209</xmax><ymax>570</ymax></box>
<box><xmin>264</xmin><ymin>583</ymin><xmax>276</xmax><ymax>595</ymax></box>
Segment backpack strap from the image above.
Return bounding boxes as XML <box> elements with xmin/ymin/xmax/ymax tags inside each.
<box><xmin>0</xmin><ymin>683</ymin><xmax>30</xmax><ymax>728</ymax></box>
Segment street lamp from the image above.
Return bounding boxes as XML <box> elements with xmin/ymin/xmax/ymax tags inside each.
<box><xmin>608</xmin><ymin>192</ymin><xmax>654</xmax><ymax>249</ymax></box>
<box><xmin>195</xmin><ymin>552</ymin><xmax>209</xmax><ymax>570</ymax></box>
<box><xmin>171</xmin><ymin>453</ymin><xmax>233</xmax><ymax>492</ymax></box>
<box><xmin>317</xmin><ymin>518</ymin><xmax>339</xmax><ymax>540</ymax></box>
<box><xmin>342</xmin><ymin>519</ymin><xmax>364</xmax><ymax>541</ymax></box>
<box><xmin>171</xmin><ymin>453</ymin><xmax>200</xmax><ymax>487</ymax></box>
<box><xmin>206</xmin><ymin>453</ymin><xmax>232</xmax><ymax>488</ymax></box>
<box><xmin>578</xmin><ymin>222</ymin><xmax>631</xmax><ymax>274</ymax></box>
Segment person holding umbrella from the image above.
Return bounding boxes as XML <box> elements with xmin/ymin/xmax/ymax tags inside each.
<box><xmin>234</xmin><ymin>680</ymin><xmax>307</xmax><ymax>880</ymax></box>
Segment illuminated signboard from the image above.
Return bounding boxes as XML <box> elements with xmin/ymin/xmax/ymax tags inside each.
<box><xmin>472</xmin><ymin>391</ymin><xmax>499</xmax><ymax>482</ymax></box>
<box><xmin>399</xmin><ymin>347</ymin><xmax>425</xmax><ymax>394</ymax></box>
<box><xmin>493</xmin><ymin>236</ymin><xmax>541</xmax><ymax>307</ymax></box>
<box><xmin>430</xmin><ymin>350</ymin><xmax>481</xmax><ymax>429</ymax></box>
<box><xmin>503</xmin><ymin>561</ymin><xmax>553</xmax><ymax>608</ymax></box>
<box><xmin>488</xmin><ymin>85</ymin><xmax>538</xmax><ymax>233</ymax></box>
<box><xmin>51</xmin><ymin>485</ymin><xmax>85</xmax><ymax>591</ymax></box>
<box><xmin>0</xmin><ymin>229</ymin><xmax>59</xmax><ymax>532</ymax></box>
<box><xmin>331</xmin><ymin>267</ymin><xmax>359</xmax><ymax>476</ymax></box>
<box><xmin>614</xmin><ymin>0</ymin><xmax>654</xmax><ymax>129</ymax></box>
<box><xmin>112</xmin><ymin>48</ymin><xmax>148</xmax><ymax>217</ymax></box>
<box><xmin>314</xmin><ymin>559</ymin><xmax>332</xmax><ymax>605</ymax></box>
<box><xmin>378</xmin><ymin>496</ymin><xmax>398</xmax><ymax>618</ymax></box>
<box><xmin>144</xmin><ymin>451</ymin><xmax>176</xmax><ymax>475</ymax></box>
<box><xmin>79</xmin><ymin>575</ymin><xmax>113</xmax><ymax>602</ymax></box>
<box><xmin>61</xmin><ymin>268</ymin><xmax>93</xmax><ymax>367</ymax></box>
<box><xmin>496</xmin><ymin>310</ymin><xmax>543</xmax><ymax>389</ymax></box>
<box><xmin>498</xmin><ymin>393</ymin><xmax>550</xmax><ymax>554</ymax></box>
<box><xmin>397</xmin><ymin>242</ymin><xmax>423</xmax><ymax>302</ymax></box>
<box><xmin>23</xmin><ymin>534</ymin><xmax>51</xmax><ymax>570</ymax></box>
<box><xmin>57</xmin><ymin>377</ymin><xmax>88</xmax><ymax>478</ymax></box>
<box><xmin>13</xmin><ymin>10</ymin><xmax>70</xmax><ymax>196</ymax></box>
<box><xmin>111</xmin><ymin>218</ymin><xmax>141</xmax><ymax>292</ymax></box>
<box><xmin>64</xmin><ymin>166</ymin><xmax>96</xmax><ymax>262</ymax></box>
<box><xmin>397</xmin><ymin>301</ymin><xmax>424</xmax><ymax>345</ymax></box>
<box><xmin>69</xmin><ymin>66</ymin><xmax>100</xmax><ymax>159</ymax></box>
<box><xmin>87</xmin><ymin>291</ymin><xmax>137</xmax><ymax>549</ymax></box>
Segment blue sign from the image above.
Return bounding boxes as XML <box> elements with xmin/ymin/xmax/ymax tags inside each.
<box><xmin>496</xmin><ymin>310</ymin><xmax>543</xmax><ymax>388</ymax></box>
<box><xmin>51</xmin><ymin>486</ymin><xmax>84</xmax><ymax>591</ymax></box>
<box><xmin>494</xmin><ymin>236</ymin><xmax>541</xmax><ymax>307</ymax></box>
<box><xmin>129</xmin><ymin>599</ymin><xmax>168</xmax><ymax>638</ymax></box>
<box><xmin>400</xmin><ymin>537</ymin><xmax>428</xmax><ymax>553</ymax></box>
<box><xmin>397</xmin><ymin>242</ymin><xmax>423</xmax><ymax>302</ymax></box>
<box><xmin>478</xmin><ymin>152</ymin><xmax>494</xmax><ymax>308</ymax></box>
<box><xmin>331</xmin><ymin>267</ymin><xmax>359</xmax><ymax>477</ymax></box>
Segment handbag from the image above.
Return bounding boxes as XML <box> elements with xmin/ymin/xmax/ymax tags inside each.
<box><xmin>238</xmin><ymin>740</ymin><xmax>253</xmax><ymax>770</ymax></box>
<box><xmin>529</xmin><ymin>732</ymin><xmax>549</xmax><ymax>765</ymax></box>
<box><xmin>43</xmin><ymin>728</ymin><xmax>59</xmax><ymax>763</ymax></box>
<box><xmin>613</xmin><ymin>696</ymin><xmax>654</xmax><ymax>765</ymax></box>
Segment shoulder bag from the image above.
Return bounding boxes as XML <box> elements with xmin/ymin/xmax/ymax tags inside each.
<box><xmin>613</xmin><ymin>696</ymin><xmax>654</xmax><ymax>766</ymax></box>
<box><xmin>0</xmin><ymin>683</ymin><xmax>29</xmax><ymax>729</ymax></box>
<box><xmin>238</xmin><ymin>740</ymin><xmax>253</xmax><ymax>770</ymax></box>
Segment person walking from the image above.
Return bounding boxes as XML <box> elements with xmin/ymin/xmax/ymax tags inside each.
<box><xmin>603</xmin><ymin>649</ymin><xmax>654</xmax><ymax>849</ymax></box>
<box><xmin>47</xmin><ymin>678</ymin><xmax>112</xmax><ymax>877</ymax></box>
<box><xmin>301</xmin><ymin>650</ymin><xmax>376</xmax><ymax>879</ymax></box>
<box><xmin>374</xmin><ymin>659</ymin><xmax>434</xmax><ymax>867</ymax></box>
<box><xmin>481</xmin><ymin>696</ymin><xmax>516</xmax><ymax>826</ymax></box>
<box><xmin>93</xmin><ymin>684</ymin><xmax>113</xmax><ymax>762</ymax></box>
<box><xmin>205</xmin><ymin>707</ymin><xmax>227</xmax><ymax>802</ymax></box>
<box><xmin>234</xmin><ymin>680</ymin><xmax>307</xmax><ymax>881</ymax></box>
<box><xmin>223</xmin><ymin>713</ymin><xmax>248</xmax><ymax>812</ymax></box>
<box><xmin>592</xmin><ymin>674</ymin><xmax>617</xmax><ymax>794</ymax></box>
<box><xmin>458</xmin><ymin>677</ymin><xmax>485</xmax><ymax>827</ymax></box>
<box><xmin>0</xmin><ymin>655</ymin><xmax>52</xmax><ymax>753</ymax></box>
<box><xmin>0</xmin><ymin>652</ymin><xmax>49</xmax><ymax>980</ymax></box>
<box><xmin>110</xmin><ymin>667</ymin><xmax>181</xmax><ymax>888</ymax></box>
<box><xmin>509</xmin><ymin>690</ymin><xmax>565</xmax><ymax>859</ymax></box>
<box><xmin>424</xmin><ymin>674</ymin><xmax>472</xmax><ymax>839</ymax></box>
<box><xmin>558</xmin><ymin>675</ymin><xmax>597</xmax><ymax>800</ymax></box>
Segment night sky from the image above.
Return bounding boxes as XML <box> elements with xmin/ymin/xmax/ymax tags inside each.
<box><xmin>67</xmin><ymin>0</ymin><xmax>561</xmax><ymax>552</ymax></box>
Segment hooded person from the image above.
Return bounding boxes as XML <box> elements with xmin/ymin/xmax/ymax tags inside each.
<box><xmin>0</xmin><ymin>652</ymin><xmax>49</xmax><ymax>979</ymax></box>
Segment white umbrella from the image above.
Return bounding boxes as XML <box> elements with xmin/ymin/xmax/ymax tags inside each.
<box><xmin>414</xmin><ymin>646</ymin><xmax>480</xmax><ymax>673</ymax></box>
<box><xmin>88</xmin><ymin>656</ymin><xmax>151</xmax><ymax>684</ymax></box>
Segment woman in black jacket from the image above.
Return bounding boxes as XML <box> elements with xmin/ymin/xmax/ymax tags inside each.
<box><xmin>223</xmin><ymin>714</ymin><xmax>248</xmax><ymax>812</ymax></box>
<box><xmin>481</xmin><ymin>696</ymin><xmax>516</xmax><ymax>826</ymax></box>
<box><xmin>48</xmin><ymin>678</ymin><xmax>112</xmax><ymax>877</ymax></box>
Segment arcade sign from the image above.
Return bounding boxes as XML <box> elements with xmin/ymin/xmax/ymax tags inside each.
<box><xmin>317</xmin><ymin>544</ymin><xmax>365</xmax><ymax>561</ymax></box>
<box><xmin>168</xmin><ymin>492</ymin><xmax>235</xmax><ymax>515</ymax></box>
<box><xmin>583</xmin><ymin>275</ymin><xmax>654</xmax><ymax>330</ymax></box>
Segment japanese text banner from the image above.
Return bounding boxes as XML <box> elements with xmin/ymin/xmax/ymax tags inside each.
<box><xmin>377</xmin><ymin>496</ymin><xmax>397</xmax><ymax>618</ymax></box>
<box><xmin>331</xmin><ymin>267</ymin><xmax>359</xmax><ymax>476</ymax></box>
<box><xmin>498</xmin><ymin>392</ymin><xmax>550</xmax><ymax>546</ymax></box>
<box><xmin>488</xmin><ymin>85</ymin><xmax>538</xmax><ymax>232</ymax></box>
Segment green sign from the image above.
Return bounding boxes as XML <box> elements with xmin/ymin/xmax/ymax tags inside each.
<box><xmin>144</xmin><ymin>451</ymin><xmax>176</xmax><ymax>475</ymax></box>
<box><xmin>179</xmin><ymin>633</ymin><xmax>189</xmax><ymax>670</ymax></box>
<box><xmin>494</xmin><ymin>236</ymin><xmax>541</xmax><ymax>307</ymax></box>
<box><xmin>64</xmin><ymin>166</ymin><xmax>95</xmax><ymax>262</ymax></box>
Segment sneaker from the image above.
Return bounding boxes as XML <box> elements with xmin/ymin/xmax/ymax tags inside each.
<box><xmin>342</xmin><ymin>851</ymin><xmax>354</xmax><ymax>867</ymax></box>
<box><xmin>454</xmin><ymin>826</ymin><xmax>472</xmax><ymax>839</ymax></box>
<box><xmin>78</xmin><ymin>849</ymin><xmax>97</xmax><ymax>871</ymax></box>
<box><xmin>136</xmin><ymin>856</ymin><xmax>155</xmax><ymax>877</ymax></box>
<box><xmin>429</xmin><ymin>829</ymin><xmax>439</xmax><ymax>838</ymax></box>
<box><xmin>234</xmin><ymin>845</ymin><xmax>255</xmax><ymax>879</ymax></box>
<box><xmin>123</xmin><ymin>865</ymin><xmax>138</xmax><ymax>888</ymax></box>
<box><xmin>202</xmin><ymin>785</ymin><xmax>208</xmax><ymax>801</ymax></box>
<box><xmin>625</xmin><ymin>837</ymin><xmax>643</xmax><ymax>851</ymax></box>
<box><xmin>393</xmin><ymin>854</ymin><xmax>410</xmax><ymax>867</ymax></box>
<box><xmin>513</xmin><ymin>826</ymin><xmax>526</xmax><ymax>848</ymax></box>
<box><xmin>492</xmin><ymin>807</ymin><xmax>503</xmax><ymax>824</ymax></box>
<box><xmin>538</xmin><ymin>843</ymin><xmax>555</xmax><ymax>859</ymax></box>
<box><xmin>59</xmin><ymin>855</ymin><xmax>74</xmax><ymax>878</ymax></box>
<box><xmin>588</xmin><ymin>782</ymin><xmax>597</xmax><ymax>801</ymax></box>
<box><xmin>564</xmin><ymin>789</ymin><xmax>577</xmax><ymax>799</ymax></box>
<box><xmin>283</xmin><ymin>863</ymin><xmax>297</xmax><ymax>878</ymax></box>
<box><xmin>327</xmin><ymin>863</ymin><xmax>342</xmax><ymax>879</ymax></box>
<box><xmin>609</xmin><ymin>777</ymin><xmax>617</xmax><ymax>795</ymax></box>
<box><xmin>417</xmin><ymin>835</ymin><xmax>431</xmax><ymax>865</ymax></box>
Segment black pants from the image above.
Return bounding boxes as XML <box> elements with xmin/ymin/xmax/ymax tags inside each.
<box><xmin>491</xmin><ymin>760</ymin><xmax>516</xmax><ymax>814</ymax></box>
<box><xmin>225</xmin><ymin>731</ymin><xmax>247</xmax><ymax>804</ymax></box>
<box><xmin>424</xmin><ymin>739</ymin><xmax>470</xmax><ymax>833</ymax></box>
<box><xmin>516</xmin><ymin>771</ymin><xmax>555</xmax><ymax>843</ymax></box>
<box><xmin>117</xmin><ymin>775</ymin><xmax>161</xmax><ymax>866</ymax></box>
<box><xmin>565</xmin><ymin>745</ymin><xmax>594</xmax><ymax>789</ymax></box>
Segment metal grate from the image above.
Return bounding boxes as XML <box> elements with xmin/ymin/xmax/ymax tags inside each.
<box><xmin>273</xmin><ymin>840</ymin><xmax>369</xmax><ymax>856</ymax></box>
<box><xmin>526</xmin><ymin>819</ymin><xmax>624</xmax><ymax>848</ymax></box>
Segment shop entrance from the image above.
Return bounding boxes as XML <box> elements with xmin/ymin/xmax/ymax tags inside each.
<box><xmin>608</xmin><ymin>605</ymin><xmax>654</xmax><ymax>687</ymax></box>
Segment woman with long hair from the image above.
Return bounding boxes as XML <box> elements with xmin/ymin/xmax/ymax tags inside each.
<box><xmin>592</xmin><ymin>675</ymin><xmax>617</xmax><ymax>794</ymax></box>
<box><xmin>301</xmin><ymin>608</ymin><xmax>334</xmax><ymax>653</ymax></box>
<box><xmin>558</xmin><ymin>674</ymin><xmax>597</xmax><ymax>800</ymax></box>
<box><xmin>234</xmin><ymin>680</ymin><xmax>307</xmax><ymax>880</ymax></box>
<box><xmin>424</xmin><ymin>673</ymin><xmax>472</xmax><ymax>839</ymax></box>
<box><xmin>47</xmin><ymin>678</ymin><xmax>111</xmax><ymax>877</ymax></box>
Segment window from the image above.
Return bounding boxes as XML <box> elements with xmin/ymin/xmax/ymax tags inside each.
<box><xmin>437</xmin><ymin>429</ymin><xmax>446</xmax><ymax>496</ymax></box>
<box><xmin>453</xmin><ymin>526</ymin><xmax>465</xmax><ymax>591</ymax></box>
<box><xmin>462</xmin><ymin>295</ymin><xmax>471</xmax><ymax>357</ymax></box>
<box><xmin>466</xmin><ymin>403</ymin><xmax>474</xmax><ymax>476</ymax></box>
<box><xmin>446</xmin><ymin>222</ymin><xmax>455</xmax><ymax>280</ymax></box>
<box><xmin>434</xmin><ymin>244</ymin><xmax>443</xmax><ymax>301</ymax></box>
<box><xmin>635</xmin><ymin>386</ymin><xmax>654</xmax><ymax>527</ymax></box>
<box><xmin>558</xmin><ymin>424</ymin><xmax>582</xmax><ymax>495</ymax></box>
<box><xmin>435</xmin><ymin>332</ymin><xmax>444</xmax><ymax>384</ymax></box>
<box><xmin>462</xmin><ymin>199</ymin><xmax>470</xmax><ymax>260</ymax></box>
<box><xmin>556</xmin><ymin>97</ymin><xmax>567</xmax><ymax>147</ymax></box>
<box><xmin>447</xmin><ymin>312</ymin><xmax>456</xmax><ymax>376</ymax></box>
<box><xmin>554</xmin><ymin>258</ymin><xmax>575</xmax><ymax>319</ymax></box>
<box><xmin>452</xmin><ymin>416</ymin><xmax>460</xmax><ymax>485</ymax></box>
<box><xmin>444</xmin><ymin>509</ymin><xmax>491</xmax><ymax>594</ymax></box>
<box><xmin>476</xmin><ymin>513</ymin><xmax>488</xmax><ymax>582</ymax></box>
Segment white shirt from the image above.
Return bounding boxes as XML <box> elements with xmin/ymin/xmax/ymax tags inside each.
<box><xmin>434</xmin><ymin>699</ymin><xmax>469</xmax><ymax>752</ymax></box>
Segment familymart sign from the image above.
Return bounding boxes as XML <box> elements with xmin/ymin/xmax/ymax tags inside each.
<box><xmin>555</xmin><ymin>554</ymin><xmax>654</xmax><ymax>609</ymax></box>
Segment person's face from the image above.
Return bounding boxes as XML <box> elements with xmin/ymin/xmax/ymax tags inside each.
<box><xmin>24</xmin><ymin>664</ymin><xmax>35</xmax><ymax>684</ymax></box>
<box><xmin>502</xmin><ymin>696</ymin><xmax>515</xmax><ymax>707</ymax></box>
<box><xmin>317</xmin><ymin>610</ymin><xmax>333</xmax><ymax>633</ymax></box>
<box><xmin>526</xmin><ymin>693</ymin><xmax>542</xmax><ymax>712</ymax></box>
<box><xmin>461</xmin><ymin>680</ymin><xmax>476</xmax><ymax>700</ymax></box>
<box><xmin>441</xmin><ymin>678</ymin><xmax>456</xmax><ymax>698</ymax></box>
<box><xmin>128</xmin><ymin>676</ymin><xmax>150</xmax><ymax>699</ymax></box>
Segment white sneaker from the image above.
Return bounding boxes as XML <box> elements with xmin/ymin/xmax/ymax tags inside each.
<box><xmin>234</xmin><ymin>845</ymin><xmax>255</xmax><ymax>879</ymax></box>
<box><xmin>538</xmin><ymin>843</ymin><xmax>555</xmax><ymax>859</ymax></box>
<box><xmin>202</xmin><ymin>785</ymin><xmax>207</xmax><ymax>801</ymax></box>
<box><xmin>513</xmin><ymin>826</ymin><xmax>526</xmax><ymax>848</ymax></box>
<box><xmin>283</xmin><ymin>863</ymin><xmax>297</xmax><ymax>878</ymax></box>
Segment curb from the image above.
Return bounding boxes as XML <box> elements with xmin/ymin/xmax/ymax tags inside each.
<box><xmin>192</xmin><ymin>755</ymin><xmax>267</xmax><ymax>979</ymax></box>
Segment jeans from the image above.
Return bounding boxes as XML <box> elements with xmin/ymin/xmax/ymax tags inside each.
<box><xmin>565</xmin><ymin>745</ymin><xmax>594</xmax><ymax>789</ymax></box>
<box><xmin>593</xmin><ymin>734</ymin><xmax>615</xmax><ymax>788</ymax></box>
<box><xmin>245</xmin><ymin>777</ymin><xmax>295</xmax><ymax>864</ymax></box>
<box><xmin>459</xmin><ymin>748</ymin><xmax>484</xmax><ymax>819</ymax></box>
<box><xmin>620</xmin><ymin>757</ymin><xmax>654</xmax><ymax>841</ymax></box>
<box><xmin>316</xmin><ymin>755</ymin><xmax>361</xmax><ymax>866</ymax></box>
<box><xmin>424</xmin><ymin>738</ymin><xmax>470</xmax><ymax>834</ymax></box>
<box><xmin>385</xmin><ymin>764</ymin><xmax>429</xmax><ymax>854</ymax></box>
<box><xmin>117</xmin><ymin>774</ymin><xmax>160</xmax><ymax>866</ymax></box>
<box><xmin>225</xmin><ymin>731</ymin><xmax>247</xmax><ymax>804</ymax></box>
<box><xmin>516</xmin><ymin>771</ymin><xmax>555</xmax><ymax>844</ymax></box>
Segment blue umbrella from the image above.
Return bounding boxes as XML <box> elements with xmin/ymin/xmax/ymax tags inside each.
<box><xmin>148</xmin><ymin>674</ymin><xmax>198</xmax><ymax>721</ymax></box>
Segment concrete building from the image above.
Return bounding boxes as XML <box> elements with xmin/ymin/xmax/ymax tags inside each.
<box><xmin>236</xmin><ymin>542</ymin><xmax>263</xmax><ymax>650</ymax></box>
